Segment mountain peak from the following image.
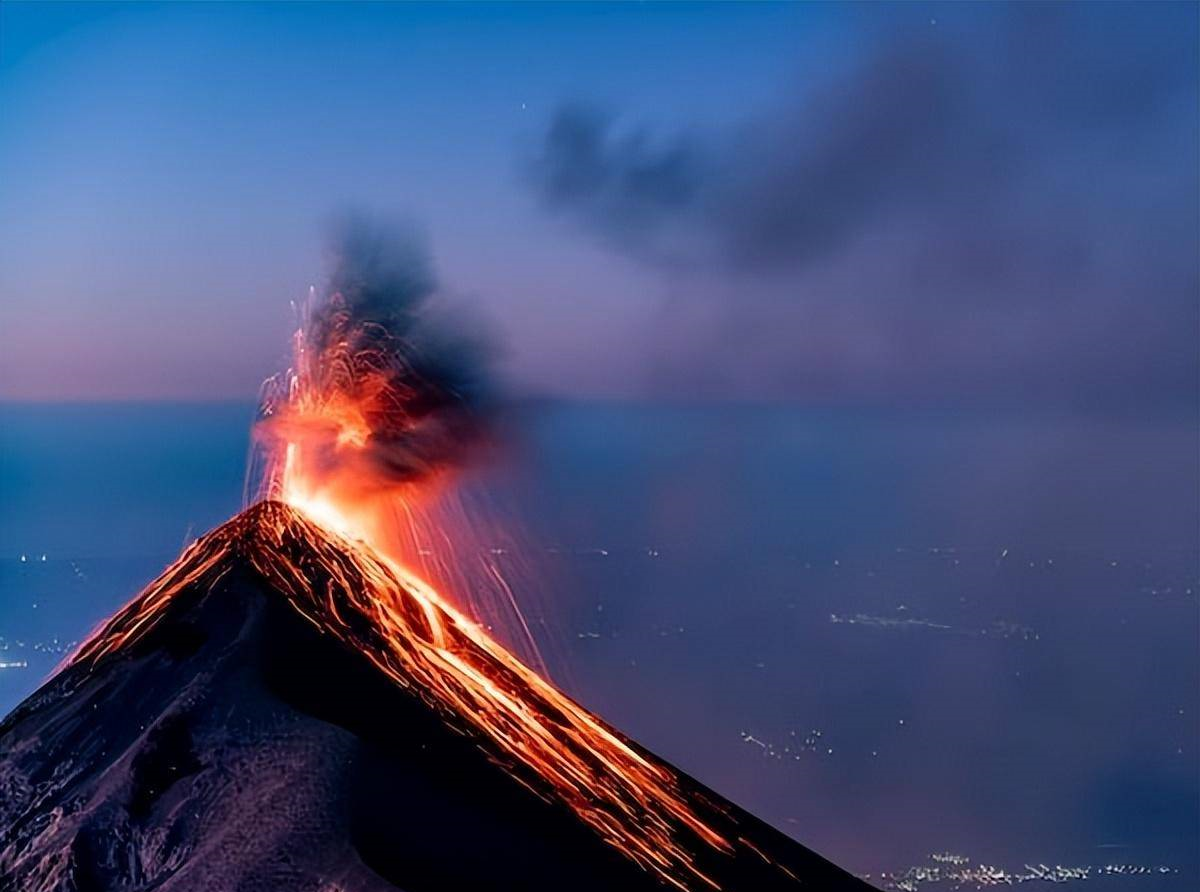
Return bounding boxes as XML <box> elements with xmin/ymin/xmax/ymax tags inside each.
<box><xmin>1</xmin><ymin>501</ymin><xmax>872</xmax><ymax>892</ymax></box>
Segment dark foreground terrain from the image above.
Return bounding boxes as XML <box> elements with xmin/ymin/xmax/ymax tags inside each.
<box><xmin>0</xmin><ymin>503</ymin><xmax>871</xmax><ymax>892</ymax></box>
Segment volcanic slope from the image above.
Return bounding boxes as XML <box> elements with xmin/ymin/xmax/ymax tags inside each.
<box><xmin>0</xmin><ymin>501</ymin><xmax>874</xmax><ymax>892</ymax></box>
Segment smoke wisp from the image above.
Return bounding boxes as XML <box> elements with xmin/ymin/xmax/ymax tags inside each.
<box><xmin>527</xmin><ymin>5</ymin><xmax>1198</xmax><ymax>409</ymax></box>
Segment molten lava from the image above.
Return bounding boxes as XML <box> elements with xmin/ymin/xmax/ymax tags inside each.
<box><xmin>258</xmin><ymin>342</ymin><xmax>741</xmax><ymax>890</ymax></box>
<box><xmin>72</xmin><ymin>504</ymin><xmax>744</xmax><ymax>892</ymax></box>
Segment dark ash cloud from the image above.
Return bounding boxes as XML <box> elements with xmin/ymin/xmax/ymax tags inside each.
<box><xmin>532</xmin><ymin>106</ymin><xmax>711</xmax><ymax>266</ymax></box>
<box><xmin>527</xmin><ymin>6</ymin><xmax>1198</xmax><ymax>409</ymax></box>
<box><xmin>314</xmin><ymin>214</ymin><xmax>494</xmax><ymax>480</ymax></box>
<box><xmin>256</xmin><ymin>214</ymin><xmax>495</xmax><ymax>491</ymax></box>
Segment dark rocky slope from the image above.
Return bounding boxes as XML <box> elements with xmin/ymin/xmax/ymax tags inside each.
<box><xmin>0</xmin><ymin>503</ymin><xmax>874</xmax><ymax>892</ymax></box>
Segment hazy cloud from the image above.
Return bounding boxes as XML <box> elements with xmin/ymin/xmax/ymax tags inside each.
<box><xmin>527</xmin><ymin>5</ymin><xmax>1198</xmax><ymax>408</ymax></box>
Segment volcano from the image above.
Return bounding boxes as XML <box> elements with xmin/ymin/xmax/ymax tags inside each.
<box><xmin>0</xmin><ymin>501</ymin><xmax>872</xmax><ymax>892</ymax></box>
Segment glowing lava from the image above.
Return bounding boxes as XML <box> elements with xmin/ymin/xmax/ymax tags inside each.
<box><xmin>71</xmin><ymin>501</ymin><xmax>740</xmax><ymax>892</ymax></box>
<box><xmin>244</xmin><ymin>305</ymin><xmax>736</xmax><ymax>888</ymax></box>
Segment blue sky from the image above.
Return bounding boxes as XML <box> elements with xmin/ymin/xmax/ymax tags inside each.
<box><xmin>1</xmin><ymin>2</ymin><xmax>1195</xmax><ymax>408</ymax></box>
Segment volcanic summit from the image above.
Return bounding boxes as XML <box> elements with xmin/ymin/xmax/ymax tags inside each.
<box><xmin>0</xmin><ymin>501</ymin><xmax>872</xmax><ymax>892</ymax></box>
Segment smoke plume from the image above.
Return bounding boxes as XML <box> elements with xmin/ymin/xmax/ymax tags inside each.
<box><xmin>526</xmin><ymin>4</ymin><xmax>1198</xmax><ymax>409</ymax></box>
<box><xmin>255</xmin><ymin>214</ymin><xmax>493</xmax><ymax>498</ymax></box>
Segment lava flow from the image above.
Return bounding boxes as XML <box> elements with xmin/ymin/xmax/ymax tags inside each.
<box><xmin>71</xmin><ymin>221</ymin><xmax>749</xmax><ymax>891</ymax></box>
<box><xmin>71</xmin><ymin>501</ymin><xmax>736</xmax><ymax>891</ymax></box>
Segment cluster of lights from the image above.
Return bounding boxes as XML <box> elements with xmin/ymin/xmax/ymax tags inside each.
<box><xmin>874</xmin><ymin>853</ymin><xmax>1177</xmax><ymax>890</ymax></box>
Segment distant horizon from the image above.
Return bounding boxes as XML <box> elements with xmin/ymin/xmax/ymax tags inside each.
<box><xmin>3</xmin><ymin>395</ymin><xmax>1197</xmax><ymax>420</ymax></box>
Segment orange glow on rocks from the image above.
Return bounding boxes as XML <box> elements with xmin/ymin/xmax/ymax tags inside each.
<box><xmin>71</xmin><ymin>502</ymin><xmax>739</xmax><ymax>891</ymax></box>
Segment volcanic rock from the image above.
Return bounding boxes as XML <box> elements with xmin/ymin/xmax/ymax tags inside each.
<box><xmin>0</xmin><ymin>502</ymin><xmax>873</xmax><ymax>892</ymax></box>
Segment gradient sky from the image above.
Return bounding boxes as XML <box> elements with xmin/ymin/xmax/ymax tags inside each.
<box><xmin>1</xmin><ymin>2</ymin><xmax>1196</xmax><ymax>407</ymax></box>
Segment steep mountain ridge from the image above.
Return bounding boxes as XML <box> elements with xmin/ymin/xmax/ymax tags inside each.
<box><xmin>0</xmin><ymin>501</ymin><xmax>873</xmax><ymax>892</ymax></box>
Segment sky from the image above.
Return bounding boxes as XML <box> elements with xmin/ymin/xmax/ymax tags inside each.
<box><xmin>0</xmin><ymin>1</ymin><xmax>1196</xmax><ymax>409</ymax></box>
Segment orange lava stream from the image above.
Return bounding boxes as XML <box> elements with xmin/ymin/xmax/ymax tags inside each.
<box><xmin>70</xmin><ymin>502</ymin><xmax>736</xmax><ymax>891</ymax></box>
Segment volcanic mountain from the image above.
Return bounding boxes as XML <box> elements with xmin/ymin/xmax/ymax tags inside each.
<box><xmin>0</xmin><ymin>501</ymin><xmax>873</xmax><ymax>892</ymax></box>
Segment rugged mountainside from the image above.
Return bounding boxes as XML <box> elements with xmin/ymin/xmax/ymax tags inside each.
<box><xmin>0</xmin><ymin>502</ymin><xmax>873</xmax><ymax>892</ymax></box>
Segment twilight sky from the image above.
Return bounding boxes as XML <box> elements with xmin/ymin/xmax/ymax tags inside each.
<box><xmin>1</xmin><ymin>2</ymin><xmax>1196</xmax><ymax>408</ymax></box>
